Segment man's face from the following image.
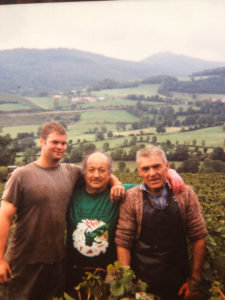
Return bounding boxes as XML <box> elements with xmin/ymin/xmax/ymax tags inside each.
<box><xmin>84</xmin><ymin>153</ymin><xmax>111</xmax><ymax>194</ymax></box>
<box><xmin>138</xmin><ymin>154</ymin><xmax>169</xmax><ymax>194</ymax></box>
<box><xmin>40</xmin><ymin>132</ymin><xmax>67</xmax><ymax>164</ymax></box>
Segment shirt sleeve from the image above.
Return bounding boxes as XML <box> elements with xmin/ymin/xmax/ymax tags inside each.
<box><xmin>123</xmin><ymin>183</ymin><xmax>137</xmax><ymax>190</ymax></box>
<box><xmin>115</xmin><ymin>188</ymin><xmax>137</xmax><ymax>249</ymax></box>
<box><xmin>1</xmin><ymin>168</ymin><xmax>22</xmax><ymax>207</ymax></box>
<box><xmin>183</xmin><ymin>185</ymin><xmax>208</xmax><ymax>241</ymax></box>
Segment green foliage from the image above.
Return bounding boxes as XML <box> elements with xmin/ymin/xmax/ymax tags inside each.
<box><xmin>0</xmin><ymin>134</ymin><xmax>19</xmax><ymax>165</ymax></box>
<box><xmin>210</xmin><ymin>147</ymin><xmax>225</xmax><ymax>162</ymax></box>
<box><xmin>177</xmin><ymin>157</ymin><xmax>200</xmax><ymax>173</ymax></box>
<box><xmin>105</xmin><ymin>261</ymin><xmax>149</xmax><ymax>299</ymax></box>
<box><xmin>209</xmin><ymin>281</ymin><xmax>225</xmax><ymax>300</ymax></box>
<box><xmin>0</xmin><ymin>166</ymin><xmax>8</xmax><ymax>181</ymax></box>
<box><xmin>200</xmin><ymin>159</ymin><xmax>225</xmax><ymax>173</ymax></box>
<box><xmin>75</xmin><ymin>268</ymin><xmax>107</xmax><ymax>300</ymax></box>
<box><xmin>74</xmin><ymin>261</ymin><xmax>156</xmax><ymax>300</ymax></box>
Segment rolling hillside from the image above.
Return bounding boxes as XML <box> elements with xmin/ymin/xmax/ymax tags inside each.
<box><xmin>0</xmin><ymin>49</ymin><xmax>224</xmax><ymax>96</ymax></box>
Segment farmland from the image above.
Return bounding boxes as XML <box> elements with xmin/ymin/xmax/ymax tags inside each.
<box><xmin>0</xmin><ymin>81</ymin><xmax>224</xmax><ymax>167</ymax></box>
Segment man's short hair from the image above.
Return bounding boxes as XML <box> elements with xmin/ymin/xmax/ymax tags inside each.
<box><xmin>82</xmin><ymin>151</ymin><xmax>113</xmax><ymax>175</ymax></box>
<box><xmin>136</xmin><ymin>145</ymin><xmax>167</xmax><ymax>165</ymax></box>
<box><xmin>40</xmin><ymin>121</ymin><xmax>67</xmax><ymax>140</ymax></box>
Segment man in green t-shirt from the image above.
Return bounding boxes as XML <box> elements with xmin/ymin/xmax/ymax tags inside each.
<box><xmin>65</xmin><ymin>151</ymin><xmax>183</xmax><ymax>297</ymax></box>
<box><xmin>65</xmin><ymin>152</ymin><xmax>135</xmax><ymax>297</ymax></box>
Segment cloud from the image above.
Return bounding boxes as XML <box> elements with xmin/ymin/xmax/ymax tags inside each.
<box><xmin>0</xmin><ymin>0</ymin><xmax>225</xmax><ymax>62</ymax></box>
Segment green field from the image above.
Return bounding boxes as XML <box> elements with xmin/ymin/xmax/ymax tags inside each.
<box><xmin>2</xmin><ymin>125</ymin><xmax>40</xmax><ymax>138</ymax></box>
<box><xmin>90</xmin><ymin>84</ymin><xmax>160</xmax><ymax>97</ymax></box>
<box><xmin>27</xmin><ymin>96</ymin><xmax>71</xmax><ymax>110</ymax></box>
<box><xmin>79</xmin><ymin>110</ymin><xmax>139</xmax><ymax>123</ymax></box>
<box><xmin>0</xmin><ymin>103</ymin><xmax>30</xmax><ymax>111</ymax></box>
<box><xmin>27</xmin><ymin>97</ymin><xmax>55</xmax><ymax>109</ymax></box>
<box><xmin>155</xmin><ymin>126</ymin><xmax>225</xmax><ymax>147</ymax></box>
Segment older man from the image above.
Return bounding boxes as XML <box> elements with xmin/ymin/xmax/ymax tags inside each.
<box><xmin>65</xmin><ymin>151</ymin><xmax>185</xmax><ymax>297</ymax></box>
<box><xmin>65</xmin><ymin>152</ymin><xmax>135</xmax><ymax>297</ymax></box>
<box><xmin>115</xmin><ymin>145</ymin><xmax>208</xmax><ymax>300</ymax></box>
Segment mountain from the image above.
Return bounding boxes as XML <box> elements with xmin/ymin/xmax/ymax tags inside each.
<box><xmin>0</xmin><ymin>48</ymin><xmax>150</xmax><ymax>96</ymax></box>
<box><xmin>142</xmin><ymin>52</ymin><xmax>225</xmax><ymax>77</ymax></box>
<box><xmin>0</xmin><ymin>48</ymin><xmax>224</xmax><ymax>96</ymax></box>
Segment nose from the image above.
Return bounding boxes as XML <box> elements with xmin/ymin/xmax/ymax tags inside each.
<box><xmin>57</xmin><ymin>143</ymin><xmax>65</xmax><ymax>149</ymax></box>
<box><xmin>93</xmin><ymin>170</ymin><xmax>99</xmax><ymax>177</ymax></box>
<box><xmin>148</xmin><ymin>168</ymin><xmax>156</xmax><ymax>177</ymax></box>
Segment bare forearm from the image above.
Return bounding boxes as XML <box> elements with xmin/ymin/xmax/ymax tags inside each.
<box><xmin>117</xmin><ymin>246</ymin><xmax>131</xmax><ymax>266</ymax></box>
<box><xmin>0</xmin><ymin>216</ymin><xmax>11</xmax><ymax>259</ymax></box>
<box><xmin>0</xmin><ymin>201</ymin><xmax>16</xmax><ymax>260</ymax></box>
<box><xmin>191</xmin><ymin>238</ymin><xmax>206</xmax><ymax>281</ymax></box>
<box><xmin>109</xmin><ymin>174</ymin><xmax>122</xmax><ymax>186</ymax></box>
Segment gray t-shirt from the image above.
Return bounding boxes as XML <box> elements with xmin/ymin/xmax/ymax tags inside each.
<box><xmin>2</xmin><ymin>162</ymin><xmax>81</xmax><ymax>265</ymax></box>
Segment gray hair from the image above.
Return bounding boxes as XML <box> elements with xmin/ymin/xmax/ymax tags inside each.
<box><xmin>82</xmin><ymin>151</ymin><xmax>113</xmax><ymax>175</ymax></box>
<box><xmin>136</xmin><ymin>145</ymin><xmax>167</xmax><ymax>165</ymax></box>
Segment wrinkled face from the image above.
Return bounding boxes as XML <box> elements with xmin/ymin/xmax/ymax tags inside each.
<box><xmin>40</xmin><ymin>132</ymin><xmax>67</xmax><ymax>163</ymax></box>
<box><xmin>138</xmin><ymin>154</ymin><xmax>169</xmax><ymax>194</ymax></box>
<box><xmin>84</xmin><ymin>153</ymin><xmax>111</xmax><ymax>193</ymax></box>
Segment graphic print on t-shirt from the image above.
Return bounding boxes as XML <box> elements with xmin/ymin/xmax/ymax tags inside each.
<box><xmin>73</xmin><ymin>219</ymin><xmax>109</xmax><ymax>257</ymax></box>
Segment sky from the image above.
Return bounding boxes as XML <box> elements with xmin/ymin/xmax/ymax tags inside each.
<box><xmin>0</xmin><ymin>0</ymin><xmax>225</xmax><ymax>62</ymax></box>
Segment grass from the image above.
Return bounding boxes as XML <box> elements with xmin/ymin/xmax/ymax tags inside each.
<box><xmin>2</xmin><ymin>125</ymin><xmax>40</xmax><ymax>138</ymax></box>
<box><xmin>79</xmin><ymin>110</ymin><xmax>139</xmax><ymax>123</ymax></box>
<box><xmin>155</xmin><ymin>126</ymin><xmax>225</xmax><ymax>147</ymax></box>
<box><xmin>27</xmin><ymin>97</ymin><xmax>55</xmax><ymax>110</ymax></box>
<box><xmin>90</xmin><ymin>84</ymin><xmax>160</xmax><ymax>97</ymax></box>
<box><xmin>0</xmin><ymin>103</ymin><xmax>30</xmax><ymax>111</ymax></box>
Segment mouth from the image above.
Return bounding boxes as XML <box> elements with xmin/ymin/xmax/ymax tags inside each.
<box><xmin>55</xmin><ymin>152</ymin><xmax>63</xmax><ymax>155</ymax></box>
<box><xmin>91</xmin><ymin>179</ymin><xmax>102</xmax><ymax>183</ymax></box>
<box><xmin>149</xmin><ymin>178</ymin><xmax>160</xmax><ymax>183</ymax></box>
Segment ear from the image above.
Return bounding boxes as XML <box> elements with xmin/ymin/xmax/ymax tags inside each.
<box><xmin>137</xmin><ymin>165</ymin><xmax>143</xmax><ymax>178</ymax></box>
<box><xmin>39</xmin><ymin>137</ymin><xmax>45</xmax><ymax>147</ymax></box>
<box><xmin>166</xmin><ymin>161</ymin><xmax>169</xmax><ymax>169</ymax></box>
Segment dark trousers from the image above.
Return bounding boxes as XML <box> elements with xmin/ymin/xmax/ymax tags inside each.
<box><xmin>0</xmin><ymin>260</ymin><xmax>65</xmax><ymax>300</ymax></box>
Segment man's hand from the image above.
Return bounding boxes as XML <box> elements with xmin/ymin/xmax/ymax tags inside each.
<box><xmin>178</xmin><ymin>279</ymin><xmax>202</xmax><ymax>300</ymax></box>
<box><xmin>167</xmin><ymin>169</ymin><xmax>184</xmax><ymax>193</ymax></box>
<box><xmin>0</xmin><ymin>259</ymin><xmax>12</xmax><ymax>283</ymax></box>
<box><xmin>110</xmin><ymin>184</ymin><xmax>125</xmax><ymax>202</ymax></box>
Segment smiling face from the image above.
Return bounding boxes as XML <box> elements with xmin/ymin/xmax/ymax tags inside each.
<box><xmin>84</xmin><ymin>153</ymin><xmax>111</xmax><ymax>194</ymax></box>
<box><xmin>138</xmin><ymin>154</ymin><xmax>169</xmax><ymax>194</ymax></box>
<box><xmin>40</xmin><ymin>131</ymin><xmax>67</xmax><ymax>166</ymax></box>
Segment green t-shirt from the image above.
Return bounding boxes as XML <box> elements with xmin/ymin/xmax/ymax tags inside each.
<box><xmin>66</xmin><ymin>184</ymin><xmax>134</xmax><ymax>268</ymax></box>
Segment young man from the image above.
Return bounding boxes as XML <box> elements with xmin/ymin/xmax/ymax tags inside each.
<box><xmin>0</xmin><ymin>122</ymin><xmax>124</xmax><ymax>300</ymax></box>
<box><xmin>115</xmin><ymin>145</ymin><xmax>208</xmax><ymax>300</ymax></box>
<box><xmin>65</xmin><ymin>151</ymin><xmax>184</xmax><ymax>298</ymax></box>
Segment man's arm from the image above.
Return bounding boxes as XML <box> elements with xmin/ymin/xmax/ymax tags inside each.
<box><xmin>191</xmin><ymin>238</ymin><xmax>206</xmax><ymax>282</ymax></box>
<box><xmin>178</xmin><ymin>238</ymin><xmax>206</xmax><ymax>299</ymax></box>
<box><xmin>167</xmin><ymin>169</ymin><xmax>184</xmax><ymax>193</ymax></box>
<box><xmin>109</xmin><ymin>174</ymin><xmax>125</xmax><ymax>201</ymax></box>
<box><xmin>117</xmin><ymin>246</ymin><xmax>131</xmax><ymax>266</ymax></box>
<box><xmin>0</xmin><ymin>200</ymin><xmax>17</xmax><ymax>283</ymax></box>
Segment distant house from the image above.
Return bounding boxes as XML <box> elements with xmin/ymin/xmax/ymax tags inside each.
<box><xmin>52</xmin><ymin>94</ymin><xmax>63</xmax><ymax>99</ymax></box>
<box><xmin>212</xmin><ymin>97</ymin><xmax>225</xmax><ymax>103</ymax></box>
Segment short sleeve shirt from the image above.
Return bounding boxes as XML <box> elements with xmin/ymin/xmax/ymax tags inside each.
<box><xmin>2</xmin><ymin>162</ymin><xmax>81</xmax><ymax>265</ymax></box>
<box><xmin>66</xmin><ymin>184</ymin><xmax>134</xmax><ymax>268</ymax></box>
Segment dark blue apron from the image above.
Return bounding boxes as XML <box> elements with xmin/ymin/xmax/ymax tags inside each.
<box><xmin>132</xmin><ymin>190</ymin><xmax>189</xmax><ymax>300</ymax></box>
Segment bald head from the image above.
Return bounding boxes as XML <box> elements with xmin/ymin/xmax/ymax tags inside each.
<box><xmin>82</xmin><ymin>152</ymin><xmax>112</xmax><ymax>194</ymax></box>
